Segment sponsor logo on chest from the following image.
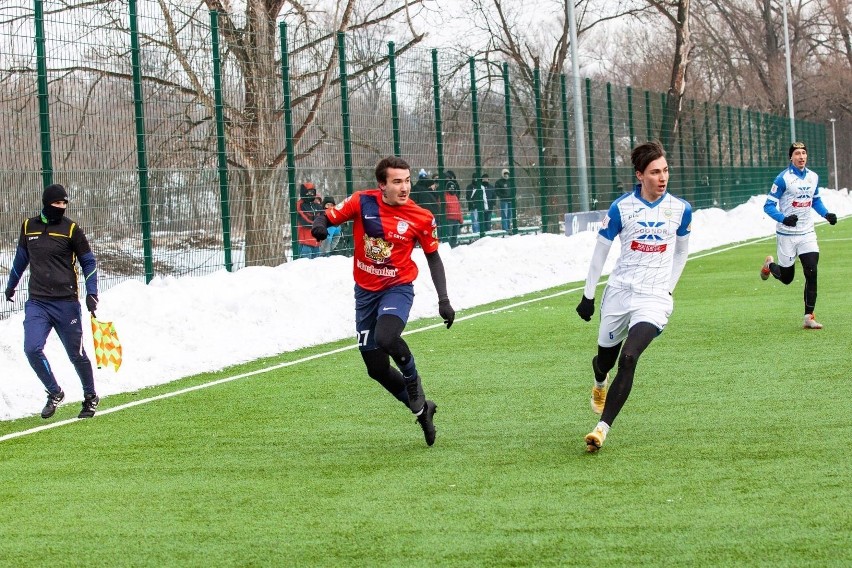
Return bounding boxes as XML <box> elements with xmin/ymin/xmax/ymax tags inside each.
<box><xmin>387</xmin><ymin>220</ymin><xmax>412</xmax><ymax>242</ymax></box>
<box><xmin>631</xmin><ymin>220</ymin><xmax>670</xmax><ymax>252</ymax></box>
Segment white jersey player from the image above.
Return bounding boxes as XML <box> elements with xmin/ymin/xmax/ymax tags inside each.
<box><xmin>575</xmin><ymin>141</ymin><xmax>692</xmax><ymax>453</ymax></box>
<box><xmin>759</xmin><ymin>142</ymin><xmax>837</xmax><ymax>329</ymax></box>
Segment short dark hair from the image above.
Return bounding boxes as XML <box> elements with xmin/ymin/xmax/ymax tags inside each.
<box><xmin>375</xmin><ymin>156</ymin><xmax>410</xmax><ymax>184</ymax></box>
<box><xmin>631</xmin><ymin>141</ymin><xmax>666</xmax><ymax>173</ymax></box>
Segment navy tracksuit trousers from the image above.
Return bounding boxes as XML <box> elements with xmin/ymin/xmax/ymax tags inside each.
<box><xmin>23</xmin><ymin>298</ymin><xmax>96</xmax><ymax>396</ymax></box>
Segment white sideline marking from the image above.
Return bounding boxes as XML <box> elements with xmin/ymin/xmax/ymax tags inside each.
<box><xmin>0</xmin><ymin>233</ymin><xmax>783</xmax><ymax>443</ymax></box>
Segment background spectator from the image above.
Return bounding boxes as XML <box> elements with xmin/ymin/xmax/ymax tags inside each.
<box><xmin>320</xmin><ymin>196</ymin><xmax>342</xmax><ymax>257</ymax></box>
<box><xmin>494</xmin><ymin>168</ymin><xmax>515</xmax><ymax>232</ymax></box>
<box><xmin>296</xmin><ymin>182</ymin><xmax>323</xmax><ymax>259</ymax></box>
<box><xmin>443</xmin><ymin>170</ymin><xmax>463</xmax><ymax>247</ymax></box>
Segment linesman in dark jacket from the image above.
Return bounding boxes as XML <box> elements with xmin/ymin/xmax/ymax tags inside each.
<box><xmin>4</xmin><ymin>184</ymin><xmax>101</xmax><ymax>419</ymax></box>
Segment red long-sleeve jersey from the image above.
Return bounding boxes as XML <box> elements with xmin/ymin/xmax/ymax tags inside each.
<box><xmin>325</xmin><ymin>189</ymin><xmax>439</xmax><ymax>291</ymax></box>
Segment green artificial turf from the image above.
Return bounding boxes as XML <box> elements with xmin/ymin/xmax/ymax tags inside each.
<box><xmin>1</xmin><ymin>221</ymin><xmax>850</xmax><ymax>567</ymax></box>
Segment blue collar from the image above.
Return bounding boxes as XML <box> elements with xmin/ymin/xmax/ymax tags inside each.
<box><xmin>788</xmin><ymin>163</ymin><xmax>808</xmax><ymax>178</ymax></box>
<box><xmin>633</xmin><ymin>184</ymin><xmax>667</xmax><ymax>207</ymax></box>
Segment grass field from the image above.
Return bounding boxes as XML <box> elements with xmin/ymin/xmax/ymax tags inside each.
<box><xmin>1</xmin><ymin>222</ymin><xmax>850</xmax><ymax>567</ymax></box>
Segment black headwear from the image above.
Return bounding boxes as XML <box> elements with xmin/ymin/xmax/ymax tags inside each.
<box><xmin>789</xmin><ymin>142</ymin><xmax>807</xmax><ymax>158</ymax></box>
<box><xmin>42</xmin><ymin>184</ymin><xmax>68</xmax><ymax>207</ymax></box>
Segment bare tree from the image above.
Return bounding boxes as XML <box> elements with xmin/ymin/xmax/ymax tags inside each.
<box><xmin>461</xmin><ymin>0</ymin><xmax>646</xmax><ymax>229</ymax></box>
<box><xmin>644</xmin><ymin>0</ymin><xmax>692</xmax><ymax>148</ymax></box>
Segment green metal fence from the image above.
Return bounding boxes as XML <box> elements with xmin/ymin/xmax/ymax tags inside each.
<box><xmin>0</xmin><ymin>1</ymin><xmax>828</xmax><ymax>317</ymax></box>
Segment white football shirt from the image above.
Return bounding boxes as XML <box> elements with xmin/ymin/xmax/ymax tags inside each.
<box><xmin>764</xmin><ymin>165</ymin><xmax>823</xmax><ymax>236</ymax></box>
<box><xmin>598</xmin><ymin>187</ymin><xmax>692</xmax><ymax>296</ymax></box>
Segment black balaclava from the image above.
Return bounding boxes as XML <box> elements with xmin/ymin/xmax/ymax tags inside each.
<box><xmin>41</xmin><ymin>184</ymin><xmax>68</xmax><ymax>224</ymax></box>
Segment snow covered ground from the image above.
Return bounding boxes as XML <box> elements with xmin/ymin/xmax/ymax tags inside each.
<box><xmin>2</xmin><ymin>190</ymin><xmax>850</xmax><ymax>420</ymax></box>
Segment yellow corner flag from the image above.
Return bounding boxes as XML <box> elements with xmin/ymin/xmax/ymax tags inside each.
<box><xmin>91</xmin><ymin>315</ymin><xmax>122</xmax><ymax>371</ymax></box>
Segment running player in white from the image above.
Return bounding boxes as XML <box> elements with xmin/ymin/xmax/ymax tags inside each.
<box><xmin>575</xmin><ymin>141</ymin><xmax>691</xmax><ymax>452</ymax></box>
<box><xmin>759</xmin><ymin>142</ymin><xmax>838</xmax><ymax>329</ymax></box>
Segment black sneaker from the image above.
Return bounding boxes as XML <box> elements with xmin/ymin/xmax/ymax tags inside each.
<box><xmin>41</xmin><ymin>390</ymin><xmax>65</xmax><ymax>419</ymax></box>
<box><xmin>78</xmin><ymin>394</ymin><xmax>100</xmax><ymax>419</ymax></box>
<box><xmin>404</xmin><ymin>374</ymin><xmax>426</xmax><ymax>415</ymax></box>
<box><xmin>416</xmin><ymin>400</ymin><xmax>437</xmax><ymax>446</ymax></box>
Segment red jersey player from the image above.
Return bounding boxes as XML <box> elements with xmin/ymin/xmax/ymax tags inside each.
<box><xmin>311</xmin><ymin>156</ymin><xmax>455</xmax><ymax>446</ymax></box>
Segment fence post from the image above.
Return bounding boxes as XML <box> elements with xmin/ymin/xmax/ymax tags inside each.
<box><xmin>469</xmin><ymin>57</ymin><xmax>483</xmax><ymax>238</ymax></box>
<box><xmin>690</xmin><ymin>100</ymin><xmax>700</xmax><ymax>201</ymax></box>
<box><xmin>677</xmin><ymin>112</ymin><xmax>686</xmax><ymax>198</ymax></box>
<box><xmin>746</xmin><ymin>110</ymin><xmax>754</xmax><ymax>167</ymax></box>
<box><xmin>279</xmin><ymin>22</ymin><xmax>298</xmax><ymax>261</ymax></box>
<box><xmin>33</xmin><ymin>0</ymin><xmax>53</xmax><ymax>187</ymax></box>
<box><xmin>626</xmin><ymin>85</ymin><xmax>635</xmax><ymax>147</ymax></box>
<box><xmin>737</xmin><ymin>108</ymin><xmax>746</xmax><ymax>196</ymax></box>
<box><xmin>559</xmin><ymin>74</ymin><xmax>573</xmax><ymax>214</ymax></box>
<box><xmin>432</xmin><ymin>50</ymin><xmax>445</xmax><ymax>180</ymax></box>
<box><xmin>129</xmin><ymin>0</ymin><xmax>154</xmax><ymax>283</ymax></box>
<box><xmin>606</xmin><ymin>82</ymin><xmax>617</xmax><ymax>204</ymax></box>
<box><xmin>715</xmin><ymin>103</ymin><xmax>723</xmax><ymax>205</ymax></box>
<box><xmin>644</xmin><ymin>90</ymin><xmax>652</xmax><ymax>140</ymax></box>
<box><xmin>585</xmin><ymin>78</ymin><xmax>597</xmax><ymax>208</ymax></box>
<box><xmin>389</xmin><ymin>42</ymin><xmax>401</xmax><ymax>157</ymax></box>
<box><xmin>431</xmin><ymin>49</ymin><xmax>446</xmax><ymax>237</ymax></box>
<box><xmin>209</xmin><ymin>11</ymin><xmax>233</xmax><ymax>271</ymax></box>
<box><xmin>727</xmin><ymin>106</ymin><xmax>735</xmax><ymax>167</ymax></box>
<box><xmin>337</xmin><ymin>32</ymin><xmax>353</xmax><ymax>197</ymax></box>
<box><xmin>502</xmin><ymin>62</ymin><xmax>518</xmax><ymax>233</ymax></box>
<box><xmin>533</xmin><ymin>67</ymin><xmax>548</xmax><ymax>230</ymax></box>
<box><xmin>703</xmin><ymin>102</ymin><xmax>712</xmax><ymax>205</ymax></box>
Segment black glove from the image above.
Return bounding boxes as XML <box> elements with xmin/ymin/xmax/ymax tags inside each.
<box><xmin>311</xmin><ymin>212</ymin><xmax>329</xmax><ymax>241</ymax></box>
<box><xmin>438</xmin><ymin>299</ymin><xmax>455</xmax><ymax>329</ymax></box>
<box><xmin>825</xmin><ymin>213</ymin><xmax>837</xmax><ymax>225</ymax></box>
<box><xmin>85</xmin><ymin>294</ymin><xmax>98</xmax><ymax>314</ymax></box>
<box><xmin>576</xmin><ymin>296</ymin><xmax>594</xmax><ymax>322</ymax></box>
<box><xmin>782</xmin><ymin>214</ymin><xmax>798</xmax><ymax>227</ymax></box>
<box><xmin>4</xmin><ymin>289</ymin><xmax>13</xmax><ymax>302</ymax></box>
<box><xmin>311</xmin><ymin>224</ymin><xmax>327</xmax><ymax>241</ymax></box>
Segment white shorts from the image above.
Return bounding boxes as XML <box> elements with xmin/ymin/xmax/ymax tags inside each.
<box><xmin>597</xmin><ymin>287</ymin><xmax>672</xmax><ymax>348</ymax></box>
<box><xmin>776</xmin><ymin>232</ymin><xmax>819</xmax><ymax>268</ymax></box>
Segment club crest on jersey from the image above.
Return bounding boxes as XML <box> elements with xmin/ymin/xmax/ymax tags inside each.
<box><xmin>396</xmin><ymin>220</ymin><xmax>409</xmax><ymax>234</ymax></box>
<box><xmin>363</xmin><ymin>235</ymin><xmax>393</xmax><ymax>263</ymax></box>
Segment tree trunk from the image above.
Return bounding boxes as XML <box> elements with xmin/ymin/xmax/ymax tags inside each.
<box><xmin>660</xmin><ymin>0</ymin><xmax>691</xmax><ymax>149</ymax></box>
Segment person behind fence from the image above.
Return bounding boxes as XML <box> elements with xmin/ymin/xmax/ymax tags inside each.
<box><xmin>3</xmin><ymin>184</ymin><xmax>101</xmax><ymax>420</ymax></box>
<box><xmin>411</xmin><ymin>169</ymin><xmax>442</xmax><ymax>219</ymax></box>
<box><xmin>443</xmin><ymin>170</ymin><xmax>463</xmax><ymax>247</ymax></box>
<box><xmin>575</xmin><ymin>141</ymin><xmax>692</xmax><ymax>453</ymax></box>
<box><xmin>296</xmin><ymin>182</ymin><xmax>323</xmax><ymax>259</ymax></box>
<box><xmin>310</xmin><ymin>156</ymin><xmax>456</xmax><ymax>447</ymax></box>
<box><xmin>759</xmin><ymin>141</ymin><xmax>838</xmax><ymax>329</ymax></box>
<box><xmin>319</xmin><ymin>196</ymin><xmax>341</xmax><ymax>257</ymax></box>
<box><xmin>494</xmin><ymin>168</ymin><xmax>515</xmax><ymax>232</ymax></box>
<box><xmin>466</xmin><ymin>172</ymin><xmax>494</xmax><ymax>233</ymax></box>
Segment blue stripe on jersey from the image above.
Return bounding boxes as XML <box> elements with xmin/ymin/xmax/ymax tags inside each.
<box><xmin>599</xmin><ymin>190</ymin><xmax>633</xmax><ymax>240</ymax></box>
<box><xmin>674</xmin><ymin>196</ymin><xmax>692</xmax><ymax>236</ymax></box>
<box><xmin>360</xmin><ymin>194</ymin><xmax>385</xmax><ymax>238</ymax></box>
